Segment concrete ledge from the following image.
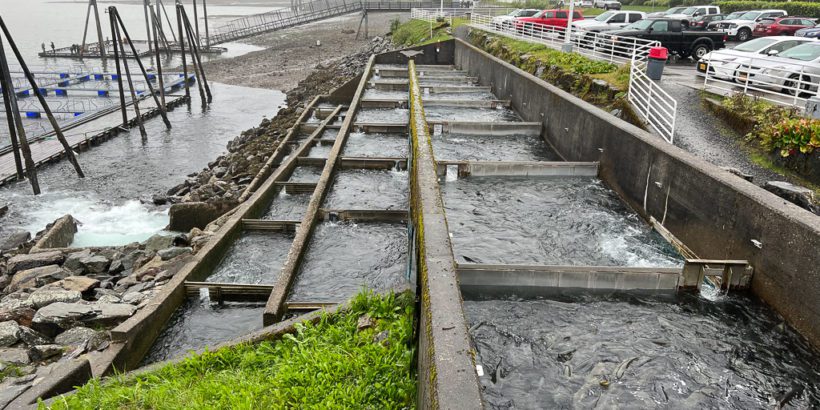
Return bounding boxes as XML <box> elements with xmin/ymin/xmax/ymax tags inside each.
<box><xmin>436</xmin><ymin>160</ymin><xmax>599</xmax><ymax>178</ymax></box>
<box><xmin>422</xmin><ymin>99</ymin><xmax>510</xmax><ymax>108</ymax></box>
<box><xmin>9</xmin><ymin>358</ymin><xmax>92</xmax><ymax>408</ymax></box>
<box><xmin>339</xmin><ymin>157</ymin><xmax>408</xmax><ymax>170</ymax></box>
<box><xmin>429</xmin><ymin>121</ymin><xmax>541</xmax><ymax>136</ymax></box>
<box><xmin>318</xmin><ymin>209</ymin><xmax>409</xmax><ymax>223</ymax></box>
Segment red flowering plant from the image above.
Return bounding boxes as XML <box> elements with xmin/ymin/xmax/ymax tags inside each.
<box><xmin>768</xmin><ymin>117</ymin><xmax>820</xmax><ymax>158</ymax></box>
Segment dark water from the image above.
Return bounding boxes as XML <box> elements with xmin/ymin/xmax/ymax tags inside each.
<box><xmin>344</xmin><ymin>132</ymin><xmax>408</xmax><ymax>158</ymax></box>
<box><xmin>464</xmin><ymin>292</ymin><xmax>820</xmax><ymax>409</ymax></box>
<box><xmin>441</xmin><ymin>176</ymin><xmax>682</xmax><ymax>267</ymax></box>
<box><xmin>0</xmin><ymin>83</ymin><xmax>284</xmax><ymax>246</ymax></box>
<box><xmin>142</xmin><ymin>298</ymin><xmax>263</xmax><ymax>365</ymax></box>
<box><xmin>288</xmin><ymin>221</ymin><xmax>408</xmax><ymax>302</ymax></box>
<box><xmin>205</xmin><ymin>232</ymin><xmax>292</xmax><ymax>284</ymax></box>
<box><xmin>262</xmin><ymin>189</ymin><xmax>311</xmax><ymax>221</ymax></box>
<box><xmin>424</xmin><ymin>106</ymin><xmax>520</xmax><ymax>122</ymax></box>
<box><xmin>432</xmin><ymin>134</ymin><xmax>559</xmax><ymax>162</ymax></box>
<box><xmin>354</xmin><ymin>108</ymin><xmax>409</xmax><ymax>123</ymax></box>
<box><xmin>288</xmin><ymin>166</ymin><xmax>323</xmax><ymax>183</ymax></box>
<box><xmin>324</xmin><ymin>168</ymin><xmax>408</xmax><ymax>210</ymax></box>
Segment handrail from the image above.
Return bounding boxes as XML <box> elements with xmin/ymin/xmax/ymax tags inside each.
<box><xmin>628</xmin><ymin>56</ymin><xmax>677</xmax><ymax>143</ymax></box>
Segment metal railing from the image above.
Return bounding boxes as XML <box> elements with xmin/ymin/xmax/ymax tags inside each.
<box><xmin>469</xmin><ymin>12</ymin><xmax>660</xmax><ymax>65</ymax></box>
<box><xmin>698</xmin><ymin>53</ymin><xmax>819</xmax><ymax>111</ymax></box>
<box><xmin>410</xmin><ymin>7</ymin><xmax>510</xmax><ymax>23</ymax></box>
<box><xmin>628</xmin><ymin>55</ymin><xmax>677</xmax><ymax>143</ymax></box>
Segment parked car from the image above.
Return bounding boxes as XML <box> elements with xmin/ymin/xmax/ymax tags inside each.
<box><xmin>514</xmin><ymin>9</ymin><xmax>584</xmax><ymax>32</ymax></box>
<box><xmin>571</xmin><ymin>10</ymin><xmax>645</xmax><ymax>32</ymax></box>
<box><xmin>690</xmin><ymin>14</ymin><xmax>727</xmax><ymax>30</ymax></box>
<box><xmin>795</xmin><ymin>22</ymin><xmax>820</xmax><ymax>39</ymax></box>
<box><xmin>744</xmin><ymin>41</ymin><xmax>820</xmax><ymax>96</ymax></box>
<box><xmin>705</xmin><ymin>10</ymin><xmax>748</xmax><ymax>31</ymax></box>
<box><xmin>664</xmin><ymin>5</ymin><xmax>721</xmax><ymax>24</ymax></box>
<box><xmin>697</xmin><ymin>36</ymin><xmax>815</xmax><ymax>80</ymax></box>
<box><xmin>647</xmin><ymin>6</ymin><xmax>686</xmax><ymax>18</ymax></box>
<box><xmin>492</xmin><ymin>9</ymin><xmax>540</xmax><ymax>30</ymax></box>
<box><xmin>573</xmin><ymin>0</ymin><xmax>594</xmax><ymax>7</ymax></box>
<box><xmin>593</xmin><ymin>0</ymin><xmax>621</xmax><ymax>10</ymax></box>
<box><xmin>753</xmin><ymin>17</ymin><xmax>818</xmax><ymax>37</ymax></box>
<box><xmin>710</xmin><ymin>9</ymin><xmax>788</xmax><ymax>42</ymax></box>
<box><xmin>607</xmin><ymin>18</ymin><xmax>727</xmax><ymax>59</ymax></box>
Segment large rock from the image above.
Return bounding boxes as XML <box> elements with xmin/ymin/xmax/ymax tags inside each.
<box><xmin>0</xmin><ymin>302</ymin><xmax>35</xmax><ymax>328</ymax></box>
<box><xmin>31</xmin><ymin>344</ymin><xmax>63</xmax><ymax>361</ymax></box>
<box><xmin>0</xmin><ymin>347</ymin><xmax>30</xmax><ymax>365</ymax></box>
<box><xmin>168</xmin><ymin>200</ymin><xmax>238</xmax><ymax>231</ymax></box>
<box><xmin>157</xmin><ymin>247</ymin><xmax>192</xmax><ymax>261</ymax></box>
<box><xmin>141</xmin><ymin>235</ymin><xmax>174</xmax><ymax>253</ymax></box>
<box><xmin>51</xmin><ymin>276</ymin><xmax>100</xmax><ymax>293</ymax></box>
<box><xmin>31</xmin><ymin>303</ymin><xmax>97</xmax><ymax>337</ymax></box>
<box><xmin>6</xmin><ymin>251</ymin><xmax>65</xmax><ymax>275</ymax></box>
<box><xmin>8</xmin><ymin>265</ymin><xmax>69</xmax><ymax>292</ymax></box>
<box><xmin>764</xmin><ymin>181</ymin><xmax>818</xmax><ymax>214</ymax></box>
<box><xmin>54</xmin><ymin>326</ymin><xmax>104</xmax><ymax>348</ymax></box>
<box><xmin>80</xmin><ymin>255</ymin><xmax>110</xmax><ymax>274</ymax></box>
<box><xmin>28</xmin><ymin>289</ymin><xmax>82</xmax><ymax>309</ymax></box>
<box><xmin>17</xmin><ymin>326</ymin><xmax>51</xmax><ymax>346</ymax></box>
<box><xmin>0</xmin><ymin>321</ymin><xmax>21</xmax><ymax>347</ymax></box>
<box><xmin>62</xmin><ymin>249</ymin><xmax>92</xmax><ymax>273</ymax></box>
<box><xmin>0</xmin><ymin>230</ymin><xmax>31</xmax><ymax>253</ymax></box>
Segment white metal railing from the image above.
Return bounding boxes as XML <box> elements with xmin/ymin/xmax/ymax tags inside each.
<box><xmin>699</xmin><ymin>53</ymin><xmax>819</xmax><ymax>111</ymax></box>
<box><xmin>628</xmin><ymin>55</ymin><xmax>677</xmax><ymax>143</ymax></box>
<box><xmin>469</xmin><ymin>12</ymin><xmax>660</xmax><ymax>65</ymax></box>
<box><xmin>410</xmin><ymin>7</ymin><xmax>510</xmax><ymax>24</ymax></box>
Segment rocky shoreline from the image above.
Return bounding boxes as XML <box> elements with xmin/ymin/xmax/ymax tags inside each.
<box><xmin>0</xmin><ymin>35</ymin><xmax>392</xmax><ymax>389</ymax></box>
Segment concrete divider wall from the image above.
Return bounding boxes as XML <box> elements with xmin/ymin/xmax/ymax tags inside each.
<box><xmin>374</xmin><ymin>42</ymin><xmax>455</xmax><ymax>66</ymax></box>
<box><xmin>453</xmin><ymin>38</ymin><xmax>820</xmax><ymax>347</ymax></box>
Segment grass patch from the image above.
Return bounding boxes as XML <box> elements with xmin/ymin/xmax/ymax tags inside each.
<box><xmin>45</xmin><ymin>291</ymin><xmax>417</xmax><ymax>409</ymax></box>
<box><xmin>391</xmin><ymin>17</ymin><xmax>469</xmax><ymax>47</ymax></box>
<box><xmin>477</xmin><ymin>33</ymin><xmax>618</xmax><ymax>75</ymax></box>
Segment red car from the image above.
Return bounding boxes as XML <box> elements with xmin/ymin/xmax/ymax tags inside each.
<box><xmin>514</xmin><ymin>9</ymin><xmax>584</xmax><ymax>32</ymax></box>
<box><xmin>753</xmin><ymin>17</ymin><xmax>817</xmax><ymax>37</ymax></box>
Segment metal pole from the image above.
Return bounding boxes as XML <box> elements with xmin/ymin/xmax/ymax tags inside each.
<box><xmin>151</xmin><ymin>9</ymin><xmax>167</xmax><ymax>108</ymax></box>
<box><xmin>91</xmin><ymin>0</ymin><xmax>106</xmax><ymax>59</ymax></box>
<box><xmin>114</xmin><ymin>18</ymin><xmax>148</xmax><ymax>140</ymax></box>
<box><xmin>80</xmin><ymin>2</ymin><xmax>92</xmax><ymax>57</ymax></box>
<box><xmin>564</xmin><ymin>1</ymin><xmax>575</xmax><ymax>50</ymax></box>
<box><xmin>0</xmin><ymin>42</ymin><xmax>37</xmax><ymax>192</ymax></box>
<box><xmin>0</xmin><ymin>41</ymin><xmax>24</xmax><ymax>180</ymax></box>
<box><xmin>176</xmin><ymin>2</ymin><xmax>190</xmax><ymax>100</ymax></box>
<box><xmin>203</xmin><ymin>0</ymin><xmax>210</xmax><ymax>49</ymax></box>
<box><xmin>144</xmin><ymin>0</ymin><xmax>153</xmax><ymax>52</ymax></box>
<box><xmin>0</xmin><ymin>17</ymin><xmax>84</xmax><ymax>179</ymax></box>
<box><xmin>113</xmin><ymin>9</ymin><xmax>172</xmax><ymax>129</ymax></box>
<box><xmin>109</xmin><ymin>8</ymin><xmax>129</xmax><ymax>126</ymax></box>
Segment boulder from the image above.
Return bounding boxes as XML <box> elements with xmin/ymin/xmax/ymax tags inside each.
<box><xmin>79</xmin><ymin>255</ymin><xmax>110</xmax><ymax>274</ymax></box>
<box><xmin>108</xmin><ymin>259</ymin><xmax>124</xmax><ymax>275</ymax></box>
<box><xmin>0</xmin><ymin>230</ymin><xmax>31</xmax><ymax>253</ymax></box>
<box><xmin>31</xmin><ymin>303</ymin><xmax>97</xmax><ymax>337</ymax></box>
<box><xmin>30</xmin><ymin>344</ymin><xmax>63</xmax><ymax>361</ymax></box>
<box><xmin>85</xmin><ymin>303</ymin><xmax>136</xmax><ymax>327</ymax></box>
<box><xmin>17</xmin><ymin>327</ymin><xmax>51</xmax><ymax>347</ymax></box>
<box><xmin>168</xmin><ymin>200</ymin><xmax>238</xmax><ymax>231</ymax></box>
<box><xmin>51</xmin><ymin>276</ymin><xmax>100</xmax><ymax>293</ymax></box>
<box><xmin>0</xmin><ymin>321</ymin><xmax>21</xmax><ymax>347</ymax></box>
<box><xmin>121</xmin><ymin>292</ymin><xmax>146</xmax><ymax>305</ymax></box>
<box><xmin>54</xmin><ymin>326</ymin><xmax>105</xmax><ymax>349</ymax></box>
<box><xmin>6</xmin><ymin>251</ymin><xmax>65</xmax><ymax>275</ymax></box>
<box><xmin>141</xmin><ymin>235</ymin><xmax>174</xmax><ymax>253</ymax></box>
<box><xmin>0</xmin><ymin>303</ymin><xmax>35</xmax><ymax>328</ymax></box>
<box><xmin>157</xmin><ymin>247</ymin><xmax>192</xmax><ymax>261</ymax></box>
<box><xmin>28</xmin><ymin>289</ymin><xmax>82</xmax><ymax>309</ymax></box>
<box><xmin>0</xmin><ymin>347</ymin><xmax>30</xmax><ymax>365</ymax></box>
<box><xmin>151</xmin><ymin>194</ymin><xmax>168</xmax><ymax>206</ymax></box>
<box><xmin>62</xmin><ymin>249</ymin><xmax>91</xmax><ymax>273</ymax></box>
<box><xmin>8</xmin><ymin>265</ymin><xmax>69</xmax><ymax>292</ymax></box>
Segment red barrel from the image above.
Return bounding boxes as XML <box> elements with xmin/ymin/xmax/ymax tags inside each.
<box><xmin>648</xmin><ymin>47</ymin><xmax>668</xmax><ymax>60</ymax></box>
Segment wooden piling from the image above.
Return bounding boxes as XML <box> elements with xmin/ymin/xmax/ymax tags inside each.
<box><xmin>0</xmin><ymin>39</ymin><xmax>26</xmax><ymax>182</ymax></box>
<box><xmin>113</xmin><ymin>8</ymin><xmax>172</xmax><ymax>129</ymax></box>
<box><xmin>203</xmin><ymin>0</ymin><xmax>210</xmax><ymax>49</ymax></box>
<box><xmin>91</xmin><ymin>0</ymin><xmax>106</xmax><ymax>59</ymax></box>
<box><xmin>80</xmin><ymin>2</ymin><xmax>92</xmax><ymax>57</ymax></box>
<box><xmin>175</xmin><ymin>3</ymin><xmax>190</xmax><ymax>100</ymax></box>
<box><xmin>112</xmin><ymin>12</ymin><xmax>147</xmax><ymax>140</ymax></box>
<box><xmin>0</xmin><ymin>17</ymin><xmax>85</xmax><ymax>179</ymax></box>
<box><xmin>150</xmin><ymin>8</ymin><xmax>166</xmax><ymax>108</ymax></box>
<box><xmin>181</xmin><ymin>8</ymin><xmax>212</xmax><ymax>103</ymax></box>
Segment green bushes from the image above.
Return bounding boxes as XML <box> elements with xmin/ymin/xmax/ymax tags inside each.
<box><xmin>769</xmin><ymin>118</ymin><xmax>820</xmax><ymax>157</ymax></box>
<box><xmin>45</xmin><ymin>291</ymin><xmax>417</xmax><ymax>409</ymax></box>
<box><xmin>716</xmin><ymin>1</ymin><xmax>820</xmax><ymax>18</ymax></box>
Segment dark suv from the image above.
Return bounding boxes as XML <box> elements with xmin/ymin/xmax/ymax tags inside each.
<box><xmin>690</xmin><ymin>14</ymin><xmax>726</xmax><ymax>30</ymax></box>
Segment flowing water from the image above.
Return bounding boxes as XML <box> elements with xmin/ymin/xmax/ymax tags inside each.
<box><xmin>464</xmin><ymin>292</ymin><xmax>820</xmax><ymax>409</ymax></box>
<box><xmin>307</xmin><ymin>143</ymin><xmax>332</xmax><ymax>158</ymax></box>
<box><xmin>432</xmin><ymin>134</ymin><xmax>559</xmax><ymax>162</ymax></box>
<box><xmin>441</xmin><ymin>176</ymin><xmax>682</xmax><ymax>266</ymax></box>
<box><xmin>424</xmin><ymin>106</ymin><xmax>520</xmax><ymax>122</ymax></box>
<box><xmin>204</xmin><ymin>232</ymin><xmax>292</xmax><ymax>284</ymax></box>
<box><xmin>354</xmin><ymin>108</ymin><xmax>409</xmax><ymax>123</ymax></box>
<box><xmin>288</xmin><ymin>166</ymin><xmax>323</xmax><ymax>183</ymax></box>
<box><xmin>363</xmin><ymin>89</ymin><xmax>408</xmax><ymax>99</ymax></box>
<box><xmin>0</xmin><ymin>83</ymin><xmax>285</xmax><ymax>246</ymax></box>
<box><xmin>288</xmin><ymin>221</ymin><xmax>408</xmax><ymax>302</ymax></box>
<box><xmin>263</xmin><ymin>189</ymin><xmax>311</xmax><ymax>221</ymax></box>
<box><xmin>344</xmin><ymin>132</ymin><xmax>408</xmax><ymax>158</ymax></box>
<box><xmin>324</xmin><ymin>168</ymin><xmax>408</xmax><ymax>210</ymax></box>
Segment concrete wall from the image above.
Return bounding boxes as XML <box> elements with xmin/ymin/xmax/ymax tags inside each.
<box><xmin>453</xmin><ymin>38</ymin><xmax>820</xmax><ymax>347</ymax></box>
<box><xmin>374</xmin><ymin>42</ymin><xmax>456</xmax><ymax>66</ymax></box>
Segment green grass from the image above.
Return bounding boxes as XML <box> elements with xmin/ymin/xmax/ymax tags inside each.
<box><xmin>476</xmin><ymin>31</ymin><xmax>618</xmax><ymax>74</ymax></box>
<box><xmin>45</xmin><ymin>291</ymin><xmax>417</xmax><ymax>409</ymax></box>
<box><xmin>392</xmin><ymin>17</ymin><xmax>469</xmax><ymax>47</ymax></box>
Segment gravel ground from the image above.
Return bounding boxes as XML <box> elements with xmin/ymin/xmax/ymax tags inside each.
<box><xmin>201</xmin><ymin>12</ymin><xmax>404</xmax><ymax>90</ymax></box>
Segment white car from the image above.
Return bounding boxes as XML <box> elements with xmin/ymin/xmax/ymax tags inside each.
<box><xmin>492</xmin><ymin>9</ymin><xmax>540</xmax><ymax>30</ymax></box>
<box><xmin>648</xmin><ymin>6</ymin><xmax>686</xmax><ymax>18</ymax></box>
<box><xmin>711</xmin><ymin>9</ymin><xmax>788</xmax><ymax>42</ymax></box>
<box><xmin>664</xmin><ymin>5</ymin><xmax>720</xmax><ymax>24</ymax></box>
<box><xmin>746</xmin><ymin>42</ymin><xmax>820</xmax><ymax>97</ymax></box>
<box><xmin>698</xmin><ymin>36</ymin><xmax>815</xmax><ymax>81</ymax></box>
<box><xmin>571</xmin><ymin>10</ymin><xmax>645</xmax><ymax>32</ymax></box>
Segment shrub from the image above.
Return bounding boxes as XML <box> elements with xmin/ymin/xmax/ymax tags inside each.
<box><xmin>768</xmin><ymin>118</ymin><xmax>820</xmax><ymax>157</ymax></box>
<box><xmin>715</xmin><ymin>1</ymin><xmax>820</xmax><ymax>18</ymax></box>
<box><xmin>390</xmin><ymin>17</ymin><xmax>402</xmax><ymax>34</ymax></box>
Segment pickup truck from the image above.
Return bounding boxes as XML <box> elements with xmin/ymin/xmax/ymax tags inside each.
<box><xmin>607</xmin><ymin>18</ymin><xmax>727</xmax><ymax>59</ymax></box>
